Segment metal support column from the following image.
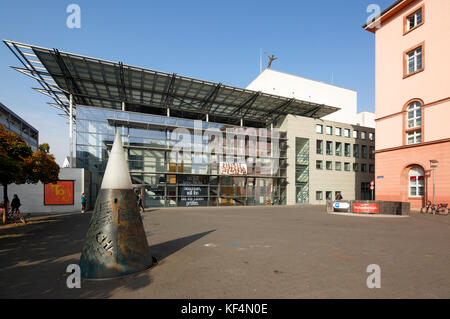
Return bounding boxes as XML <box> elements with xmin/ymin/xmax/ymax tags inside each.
<box><xmin>69</xmin><ymin>93</ymin><xmax>73</xmax><ymax>168</ymax></box>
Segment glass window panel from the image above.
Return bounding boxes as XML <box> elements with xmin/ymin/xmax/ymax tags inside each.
<box><xmin>416</xmin><ymin>10</ymin><xmax>422</xmax><ymax>24</ymax></box>
<box><xmin>418</xmin><ymin>187</ymin><xmax>424</xmax><ymax>196</ymax></box>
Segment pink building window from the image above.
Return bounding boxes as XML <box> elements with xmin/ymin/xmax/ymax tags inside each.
<box><xmin>403</xmin><ymin>99</ymin><xmax>424</xmax><ymax>145</ymax></box>
<box><xmin>403</xmin><ymin>42</ymin><xmax>425</xmax><ymax>78</ymax></box>
<box><xmin>409</xmin><ymin>167</ymin><xmax>424</xmax><ymax>197</ymax></box>
<box><xmin>407</xmin><ymin>101</ymin><xmax>422</xmax><ymax>128</ymax></box>
<box><xmin>403</xmin><ymin>5</ymin><xmax>425</xmax><ymax>35</ymax></box>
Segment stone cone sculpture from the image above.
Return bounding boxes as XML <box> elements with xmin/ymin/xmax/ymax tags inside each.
<box><xmin>80</xmin><ymin>130</ymin><xmax>153</xmax><ymax>279</ymax></box>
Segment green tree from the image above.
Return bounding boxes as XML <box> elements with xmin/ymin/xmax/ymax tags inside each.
<box><xmin>0</xmin><ymin>124</ymin><xmax>60</xmax><ymax>209</ymax></box>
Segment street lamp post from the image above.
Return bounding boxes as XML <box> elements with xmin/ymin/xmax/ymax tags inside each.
<box><xmin>430</xmin><ymin>160</ymin><xmax>439</xmax><ymax>206</ymax></box>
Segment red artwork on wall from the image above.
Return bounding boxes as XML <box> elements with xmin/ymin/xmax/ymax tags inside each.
<box><xmin>44</xmin><ymin>180</ymin><xmax>74</xmax><ymax>205</ymax></box>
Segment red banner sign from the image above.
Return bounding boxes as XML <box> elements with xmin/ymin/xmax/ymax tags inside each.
<box><xmin>44</xmin><ymin>180</ymin><xmax>74</xmax><ymax>205</ymax></box>
<box><xmin>353</xmin><ymin>203</ymin><xmax>379</xmax><ymax>214</ymax></box>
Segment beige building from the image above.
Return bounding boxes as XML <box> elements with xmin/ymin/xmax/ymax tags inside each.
<box><xmin>279</xmin><ymin>115</ymin><xmax>375</xmax><ymax>205</ymax></box>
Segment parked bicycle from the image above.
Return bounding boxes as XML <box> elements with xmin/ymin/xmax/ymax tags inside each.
<box><xmin>420</xmin><ymin>201</ymin><xmax>448</xmax><ymax>215</ymax></box>
<box><xmin>6</xmin><ymin>207</ymin><xmax>26</xmax><ymax>224</ymax></box>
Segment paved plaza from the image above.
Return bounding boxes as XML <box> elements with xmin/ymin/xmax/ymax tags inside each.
<box><xmin>0</xmin><ymin>205</ymin><xmax>449</xmax><ymax>299</ymax></box>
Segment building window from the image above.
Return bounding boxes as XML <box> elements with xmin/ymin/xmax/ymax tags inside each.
<box><xmin>405</xmin><ymin>44</ymin><xmax>424</xmax><ymax>77</ymax></box>
<box><xmin>326</xmin><ymin>191</ymin><xmax>332</xmax><ymax>200</ymax></box>
<box><xmin>353</xmin><ymin>144</ymin><xmax>360</xmax><ymax>158</ymax></box>
<box><xmin>326</xmin><ymin>141</ymin><xmax>333</xmax><ymax>155</ymax></box>
<box><xmin>316</xmin><ymin>124</ymin><xmax>323</xmax><ymax>134</ymax></box>
<box><xmin>369</xmin><ymin>146</ymin><xmax>375</xmax><ymax>159</ymax></box>
<box><xmin>316</xmin><ymin>160</ymin><xmax>323</xmax><ymax>170</ymax></box>
<box><xmin>369</xmin><ymin>164</ymin><xmax>375</xmax><ymax>173</ymax></box>
<box><xmin>407</xmin><ymin>101</ymin><xmax>422</xmax><ymax>129</ymax></box>
<box><xmin>407</xmin><ymin>130</ymin><xmax>422</xmax><ymax>145</ymax></box>
<box><xmin>361</xmin><ymin>131</ymin><xmax>366</xmax><ymax>140</ymax></box>
<box><xmin>362</xmin><ymin>145</ymin><xmax>368</xmax><ymax>159</ymax></box>
<box><xmin>369</xmin><ymin>132</ymin><xmax>374</xmax><ymax>141</ymax></box>
<box><xmin>344</xmin><ymin>129</ymin><xmax>351</xmax><ymax>138</ymax></box>
<box><xmin>326</xmin><ymin>126</ymin><xmax>332</xmax><ymax>135</ymax></box>
<box><xmin>326</xmin><ymin>161</ymin><xmax>332</xmax><ymax>170</ymax></box>
<box><xmin>361</xmin><ymin>164</ymin><xmax>367</xmax><ymax>173</ymax></box>
<box><xmin>353</xmin><ymin>163</ymin><xmax>359</xmax><ymax>172</ymax></box>
<box><xmin>344</xmin><ymin>162</ymin><xmax>350</xmax><ymax>171</ymax></box>
<box><xmin>335</xmin><ymin>162</ymin><xmax>342</xmax><ymax>171</ymax></box>
<box><xmin>316</xmin><ymin>191</ymin><xmax>323</xmax><ymax>201</ymax></box>
<box><xmin>316</xmin><ymin>140</ymin><xmax>323</xmax><ymax>154</ymax></box>
<box><xmin>353</xmin><ymin>130</ymin><xmax>359</xmax><ymax>139</ymax></box>
<box><xmin>345</xmin><ymin>143</ymin><xmax>351</xmax><ymax>157</ymax></box>
<box><xmin>335</xmin><ymin>128</ymin><xmax>342</xmax><ymax>136</ymax></box>
<box><xmin>409</xmin><ymin>167</ymin><xmax>424</xmax><ymax>197</ymax></box>
<box><xmin>335</xmin><ymin>142</ymin><xmax>342</xmax><ymax>156</ymax></box>
<box><xmin>405</xmin><ymin>7</ymin><xmax>423</xmax><ymax>33</ymax></box>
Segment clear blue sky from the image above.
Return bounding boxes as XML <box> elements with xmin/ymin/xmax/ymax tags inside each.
<box><xmin>0</xmin><ymin>0</ymin><xmax>394</xmax><ymax>164</ymax></box>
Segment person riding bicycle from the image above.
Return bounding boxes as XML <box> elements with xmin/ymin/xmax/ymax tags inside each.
<box><xmin>11</xmin><ymin>194</ymin><xmax>21</xmax><ymax>214</ymax></box>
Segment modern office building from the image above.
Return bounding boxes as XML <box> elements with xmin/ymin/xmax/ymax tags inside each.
<box><xmin>4</xmin><ymin>40</ymin><xmax>375</xmax><ymax>207</ymax></box>
<box><xmin>280</xmin><ymin>115</ymin><xmax>375</xmax><ymax>205</ymax></box>
<box><xmin>0</xmin><ymin>101</ymin><xmax>39</xmax><ymax>151</ymax></box>
<box><xmin>364</xmin><ymin>0</ymin><xmax>450</xmax><ymax>209</ymax></box>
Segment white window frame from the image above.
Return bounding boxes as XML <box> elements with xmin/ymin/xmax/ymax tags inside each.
<box><xmin>316</xmin><ymin>124</ymin><xmax>323</xmax><ymax>134</ymax></box>
<box><xmin>335</xmin><ymin>127</ymin><xmax>342</xmax><ymax>136</ymax></box>
<box><xmin>409</xmin><ymin>167</ymin><xmax>424</xmax><ymax>197</ymax></box>
<box><xmin>326</xmin><ymin>126</ymin><xmax>332</xmax><ymax>135</ymax></box>
<box><xmin>353</xmin><ymin>130</ymin><xmax>359</xmax><ymax>139</ymax></box>
<box><xmin>407</xmin><ymin>101</ymin><xmax>422</xmax><ymax>129</ymax></box>
<box><xmin>407</xmin><ymin>130</ymin><xmax>422</xmax><ymax>145</ymax></box>
<box><xmin>407</xmin><ymin>47</ymin><xmax>423</xmax><ymax>74</ymax></box>
<box><xmin>344</xmin><ymin>129</ymin><xmax>351</xmax><ymax>138</ymax></box>
<box><xmin>407</xmin><ymin>8</ymin><xmax>423</xmax><ymax>31</ymax></box>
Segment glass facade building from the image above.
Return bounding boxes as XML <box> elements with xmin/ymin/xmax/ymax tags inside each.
<box><xmin>76</xmin><ymin>106</ymin><xmax>287</xmax><ymax>208</ymax></box>
<box><xmin>0</xmin><ymin>102</ymin><xmax>39</xmax><ymax>151</ymax></box>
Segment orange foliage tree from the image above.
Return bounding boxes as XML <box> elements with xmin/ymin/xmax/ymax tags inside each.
<box><xmin>0</xmin><ymin>124</ymin><xmax>59</xmax><ymax>209</ymax></box>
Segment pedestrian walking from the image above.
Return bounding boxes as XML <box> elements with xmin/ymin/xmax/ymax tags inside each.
<box><xmin>11</xmin><ymin>194</ymin><xmax>21</xmax><ymax>214</ymax></box>
<box><xmin>81</xmin><ymin>193</ymin><xmax>87</xmax><ymax>213</ymax></box>
<box><xmin>335</xmin><ymin>192</ymin><xmax>343</xmax><ymax>200</ymax></box>
<box><xmin>137</xmin><ymin>193</ymin><xmax>144</xmax><ymax>217</ymax></box>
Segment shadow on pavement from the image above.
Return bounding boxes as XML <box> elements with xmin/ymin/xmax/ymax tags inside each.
<box><xmin>150</xmin><ymin>229</ymin><xmax>216</xmax><ymax>262</ymax></box>
<box><xmin>0</xmin><ymin>213</ymin><xmax>215</xmax><ymax>298</ymax></box>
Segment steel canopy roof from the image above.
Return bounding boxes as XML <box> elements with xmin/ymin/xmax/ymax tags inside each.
<box><xmin>4</xmin><ymin>40</ymin><xmax>340</xmax><ymax>127</ymax></box>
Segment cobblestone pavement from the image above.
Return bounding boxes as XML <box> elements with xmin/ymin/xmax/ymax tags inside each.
<box><xmin>0</xmin><ymin>205</ymin><xmax>449</xmax><ymax>298</ymax></box>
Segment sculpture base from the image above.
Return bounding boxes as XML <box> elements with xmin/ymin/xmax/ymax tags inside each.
<box><xmin>80</xmin><ymin>188</ymin><xmax>153</xmax><ymax>279</ymax></box>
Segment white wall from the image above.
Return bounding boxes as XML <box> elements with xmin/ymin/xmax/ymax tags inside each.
<box><xmin>0</xmin><ymin>168</ymin><xmax>90</xmax><ymax>214</ymax></box>
<box><xmin>246</xmin><ymin>69</ymin><xmax>358</xmax><ymax>125</ymax></box>
<box><xmin>356</xmin><ymin>111</ymin><xmax>376</xmax><ymax>128</ymax></box>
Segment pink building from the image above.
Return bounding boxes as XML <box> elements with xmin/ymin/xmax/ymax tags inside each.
<box><xmin>365</xmin><ymin>0</ymin><xmax>450</xmax><ymax>209</ymax></box>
